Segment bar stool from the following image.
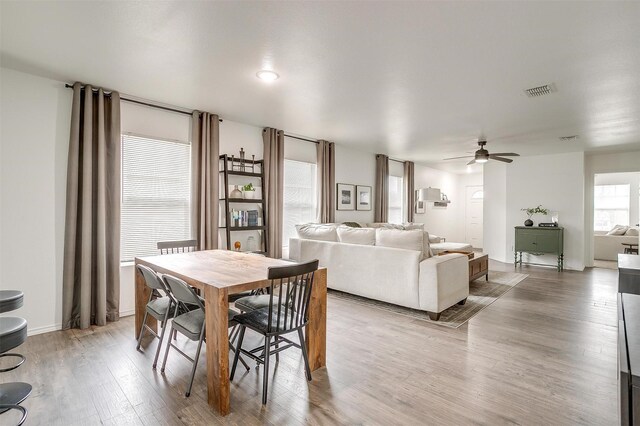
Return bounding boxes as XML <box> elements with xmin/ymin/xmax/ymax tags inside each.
<box><xmin>0</xmin><ymin>290</ymin><xmax>31</xmax><ymax>426</ymax></box>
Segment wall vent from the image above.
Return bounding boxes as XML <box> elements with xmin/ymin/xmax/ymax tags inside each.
<box><xmin>524</xmin><ymin>84</ymin><xmax>557</xmax><ymax>97</ymax></box>
<box><xmin>559</xmin><ymin>135</ymin><xmax>579</xmax><ymax>141</ymax></box>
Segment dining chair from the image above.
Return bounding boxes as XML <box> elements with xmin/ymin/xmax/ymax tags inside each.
<box><xmin>135</xmin><ymin>264</ymin><xmax>178</xmax><ymax>369</ymax></box>
<box><xmin>230</xmin><ymin>259</ymin><xmax>319</xmax><ymax>404</ymax></box>
<box><xmin>160</xmin><ymin>274</ymin><xmax>249</xmax><ymax>397</ymax></box>
<box><xmin>157</xmin><ymin>239</ymin><xmax>198</xmax><ymax>255</ymax></box>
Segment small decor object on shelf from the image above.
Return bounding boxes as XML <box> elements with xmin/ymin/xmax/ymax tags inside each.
<box><xmin>234</xmin><ymin>241</ymin><xmax>241</xmax><ymax>251</ymax></box>
<box><xmin>246</xmin><ymin>236</ymin><xmax>257</xmax><ymax>252</ymax></box>
<box><xmin>230</xmin><ymin>185</ymin><xmax>243</xmax><ymax>199</ymax></box>
<box><xmin>337</xmin><ymin>183</ymin><xmax>355</xmax><ymax>210</ymax></box>
<box><xmin>356</xmin><ymin>185</ymin><xmax>372</xmax><ymax>211</ymax></box>
<box><xmin>415</xmin><ymin>200</ymin><xmax>426</xmax><ymax>214</ymax></box>
<box><xmin>242</xmin><ymin>183</ymin><xmax>256</xmax><ymax>199</ymax></box>
<box><xmin>521</xmin><ymin>205</ymin><xmax>549</xmax><ymax>227</ymax></box>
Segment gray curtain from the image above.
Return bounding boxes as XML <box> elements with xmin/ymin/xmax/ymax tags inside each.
<box><xmin>62</xmin><ymin>83</ymin><xmax>121</xmax><ymax>329</ymax></box>
<box><xmin>374</xmin><ymin>154</ymin><xmax>389</xmax><ymax>222</ymax></box>
<box><xmin>191</xmin><ymin>112</ymin><xmax>220</xmax><ymax>250</ymax></box>
<box><xmin>316</xmin><ymin>140</ymin><xmax>335</xmax><ymax>223</ymax></box>
<box><xmin>263</xmin><ymin>128</ymin><xmax>284</xmax><ymax>258</ymax></box>
<box><xmin>404</xmin><ymin>161</ymin><xmax>415</xmax><ymax>223</ymax></box>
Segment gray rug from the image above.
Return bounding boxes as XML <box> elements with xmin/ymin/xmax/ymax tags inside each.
<box><xmin>329</xmin><ymin>270</ymin><xmax>529</xmax><ymax>328</ymax></box>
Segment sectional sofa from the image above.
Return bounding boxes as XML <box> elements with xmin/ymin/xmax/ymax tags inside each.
<box><xmin>288</xmin><ymin>223</ymin><xmax>469</xmax><ymax>320</ymax></box>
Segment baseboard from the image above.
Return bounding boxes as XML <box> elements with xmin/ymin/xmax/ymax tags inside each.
<box><xmin>27</xmin><ymin>323</ymin><xmax>62</xmax><ymax>336</ymax></box>
<box><xmin>119</xmin><ymin>309</ymin><xmax>135</xmax><ymax>317</ymax></box>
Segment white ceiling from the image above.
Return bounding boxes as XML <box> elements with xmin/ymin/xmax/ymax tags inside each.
<box><xmin>2</xmin><ymin>1</ymin><xmax>640</xmax><ymax>173</ymax></box>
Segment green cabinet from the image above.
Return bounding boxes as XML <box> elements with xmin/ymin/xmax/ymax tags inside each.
<box><xmin>514</xmin><ymin>226</ymin><xmax>564</xmax><ymax>271</ymax></box>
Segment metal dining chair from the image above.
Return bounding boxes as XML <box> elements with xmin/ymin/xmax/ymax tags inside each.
<box><xmin>157</xmin><ymin>240</ymin><xmax>198</xmax><ymax>255</ymax></box>
<box><xmin>230</xmin><ymin>259</ymin><xmax>319</xmax><ymax>404</ymax></box>
<box><xmin>160</xmin><ymin>274</ymin><xmax>249</xmax><ymax>397</ymax></box>
<box><xmin>135</xmin><ymin>264</ymin><xmax>179</xmax><ymax>369</ymax></box>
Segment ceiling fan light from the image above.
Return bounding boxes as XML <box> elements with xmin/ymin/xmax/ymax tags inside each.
<box><xmin>476</xmin><ymin>158</ymin><xmax>489</xmax><ymax>164</ymax></box>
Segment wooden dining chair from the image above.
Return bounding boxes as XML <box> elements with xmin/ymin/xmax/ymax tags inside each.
<box><xmin>230</xmin><ymin>259</ymin><xmax>319</xmax><ymax>404</ymax></box>
<box><xmin>157</xmin><ymin>240</ymin><xmax>198</xmax><ymax>255</ymax></box>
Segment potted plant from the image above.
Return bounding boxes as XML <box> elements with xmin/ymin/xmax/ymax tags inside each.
<box><xmin>242</xmin><ymin>183</ymin><xmax>256</xmax><ymax>199</ymax></box>
<box><xmin>521</xmin><ymin>205</ymin><xmax>549</xmax><ymax>226</ymax></box>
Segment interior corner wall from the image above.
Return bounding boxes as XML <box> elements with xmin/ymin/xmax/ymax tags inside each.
<box><xmin>413</xmin><ymin>164</ymin><xmax>463</xmax><ymax>241</ymax></box>
<box><xmin>334</xmin><ymin>144</ymin><xmax>376</xmax><ymax>223</ymax></box>
<box><xmin>584</xmin><ymin>150</ymin><xmax>640</xmax><ymax>266</ymax></box>
<box><xmin>0</xmin><ymin>67</ymin><xmax>71</xmax><ymax>334</ymax></box>
<box><xmin>483</xmin><ymin>162</ymin><xmax>508</xmax><ymax>262</ymax></box>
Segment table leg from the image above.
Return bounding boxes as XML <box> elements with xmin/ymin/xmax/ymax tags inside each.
<box><xmin>134</xmin><ymin>262</ymin><xmax>156</xmax><ymax>339</ymax></box>
<box><xmin>306</xmin><ymin>268</ymin><xmax>327</xmax><ymax>371</ymax></box>
<box><xmin>204</xmin><ymin>286</ymin><xmax>230</xmax><ymax>415</ymax></box>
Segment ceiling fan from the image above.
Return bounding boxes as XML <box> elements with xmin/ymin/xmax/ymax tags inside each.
<box><xmin>443</xmin><ymin>140</ymin><xmax>520</xmax><ymax>165</ymax></box>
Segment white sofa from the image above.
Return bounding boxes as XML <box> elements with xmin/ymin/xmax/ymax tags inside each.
<box><xmin>289</xmin><ymin>226</ymin><xmax>469</xmax><ymax>320</ymax></box>
<box><xmin>594</xmin><ymin>230</ymin><xmax>639</xmax><ymax>261</ymax></box>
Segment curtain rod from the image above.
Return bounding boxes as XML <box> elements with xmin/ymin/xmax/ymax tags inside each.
<box><xmin>64</xmin><ymin>84</ymin><xmax>223</xmax><ymax>122</ymax></box>
<box><xmin>283</xmin><ymin>133</ymin><xmax>318</xmax><ymax>144</ymax></box>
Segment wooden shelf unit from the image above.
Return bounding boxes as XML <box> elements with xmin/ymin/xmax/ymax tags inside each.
<box><xmin>219</xmin><ymin>154</ymin><xmax>268</xmax><ymax>253</ymax></box>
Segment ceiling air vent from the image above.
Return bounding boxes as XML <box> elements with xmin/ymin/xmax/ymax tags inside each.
<box><xmin>559</xmin><ymin>135</ymin><xmax>579</xmax><ymax>141</ymax></box>
<box><xmin>524</xmin><ymin>84</ymin><xmax>556</xmax><ymax>97</ymax></box>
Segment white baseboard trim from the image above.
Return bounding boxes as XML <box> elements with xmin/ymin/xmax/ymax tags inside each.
<box><xmin>120</xmin><ymin>309</ymin><xmax>135</xmax><ymax>317</ymax></box>
<box><xmin>27</xmin><ymin>323</ymin><xmax>62</xmax><ymax>336</ymax></box>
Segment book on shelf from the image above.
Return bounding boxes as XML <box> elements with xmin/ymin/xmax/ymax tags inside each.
<box><xmin>230</xmin><ymin>209</ymin><xmax>262</xmax><ymax>227</ymax></box>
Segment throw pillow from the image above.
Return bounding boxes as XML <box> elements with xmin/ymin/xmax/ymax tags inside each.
<box><xmin>403</xmin><ymin>223</ymin><xmax>425</xmax><ymax>231</ymax></box>
<box><xmin>607</xmin><ymin>225</ymin><xmax>629</xmax><ymax>236</ymax></box>
<box><xmin>375</xmin><ymin>228</ymin><xmax>424</xmax><ymax>254</ymax></box>
<box><xmin>422</xmin><ymin>231</ymin><xmax>433</xmax><ymax>258</ymax></box>
<box><xmin>342</xmin><ymin>221</ymin><xmax>362</xmax><ymax>228</ymax></box>
<box><xmin>336</xmin><ymin>226</ymin><xmax>376</xmax><ymax>245</ymax></box>
<box><xmin>625</xmin><ymin>227</ymin><xmax>639</xmax><ymax>236</ymax></box>
<box><xmin>295</xmin><ymin>224</ymin><xmax>338</xmax><ymax>242</ymax></box>
<box><xmin>428</xmin><ymin>234</ymin><xmax>442</xmax><ymax>243</ymax></box>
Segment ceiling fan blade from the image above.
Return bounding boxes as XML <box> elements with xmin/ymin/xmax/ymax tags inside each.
<box><xmin>489</xmin><ymin>155</ymin><xmax>513</xmax><ymax>163</ymax></box>
<box><xmin>467</xmin><ymin>159</ymin><xmax>476</xmax><ymax>165</ymax></box>
<box><xmin>489</xmin><ymin>152</ymin><xmax>520</xmax><ymax>157</ymax></box>
<box><xmin>443</xmin><ymin>155</ymin><xmax>475</xmax><ymax>160</ymax></box>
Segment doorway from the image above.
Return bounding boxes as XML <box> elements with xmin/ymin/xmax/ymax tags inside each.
<box><xmin>592</xmin><ymin>172</ymin><xmax>640</xmax><ymax>269</ymax></box>
<box><xmin>465</xmin><ymin>185</ymin><xmax>483</xmax><ymax>249</ymax></box>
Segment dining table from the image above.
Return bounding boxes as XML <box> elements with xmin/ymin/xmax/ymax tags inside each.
<box><xmin>134</xmin><ymin>249</ymin><xmax>327</xmax><ymax>416</ymax></box>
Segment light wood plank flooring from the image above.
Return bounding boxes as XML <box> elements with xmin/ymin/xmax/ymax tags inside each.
<box><xmin>2</xmin><ymin>261</ymin><xmax>619</xmax><ymax>425</ymax></box>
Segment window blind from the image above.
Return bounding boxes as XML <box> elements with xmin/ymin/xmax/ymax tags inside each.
<box><xmin>121</xmin><ymin>134</ymin><xmax>191</xmax><ymax>261</ymax></box>
<box><xmin>283</xmin><ymin>159</ymin><xmax>317</xmax><ymax>248</ymax></box>
<box><xmin>388</xmin><ymin>175</ymin><xmax>404</xmax><ymax>224</ymax></box>
<box><xmin>594</xmin><ymin>184</ymin><xmax>630</xmax><ymax>231</ymax></box>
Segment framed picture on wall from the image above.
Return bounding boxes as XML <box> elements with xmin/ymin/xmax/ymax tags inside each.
<box><xmin>337</xmin><ymin>183</ymin><xmax>355</xmax><ymax>210</ymax></box>
<box><xmin>415</xmin><ymin>200</ymin><xmax>426</xmax><ymax>214</ymax></box>
<box><xmin>356</xmin><ymin>185</ymin><xmax>372</xmax><ymax>211</ymax></box>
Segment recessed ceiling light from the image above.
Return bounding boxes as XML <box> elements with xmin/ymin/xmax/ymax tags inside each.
<box><xmin>256</xmin><ymin>70</ymin><xmax>279</xmax><ymax>82</ymax></box>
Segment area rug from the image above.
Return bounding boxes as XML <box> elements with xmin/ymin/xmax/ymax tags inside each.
<box><xmin>329</xmin><ymin>270</ymin><xmax>528</xmax><ymax>329</ymax></box>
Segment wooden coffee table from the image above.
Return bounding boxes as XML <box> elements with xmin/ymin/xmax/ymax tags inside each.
<box><xmin>438</xmin><ymin>251</ymin><xmax>488</xmax><ymax>282</ymax></box>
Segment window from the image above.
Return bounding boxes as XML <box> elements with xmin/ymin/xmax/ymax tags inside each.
<box><xmin>388</xmin><ymin>175</ymin><xmax>404</xmax><ymax>224</ymax></box>
<box><xmin>283</xmin><ymin>160</ymin><xmax>317</xmax><ymax>249</ymax></box>
<box><xmin>594</xmin><ymin>184</ymin><xmax>630</xmax><ymax>231</ymax></box>
<box><xmin>121</xmin><ymin>134</ymin><xmax>191</xmax><ymax>261</ymax></box>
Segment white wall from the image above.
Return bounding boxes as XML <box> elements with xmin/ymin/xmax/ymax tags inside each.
<box><xmin>483</xmin><ymin>162</ymin><xmax>508</xmax><ymax>262</ymax></box>
<box><xmin>484</xmin><ymin>152</ymin><xmax>585</xmax><ymax>271</ymax></box>
<box><xmin>334</xmin><ymin>144</ymin><xmax>376</xmax><ymax>223</ymax></box>
<box><xmin>0</xmin><ymin>67</ymin><xmax>71</xmax><ymax>334</ymax></box>
<box><xmin>584</xmin><ymin>150</ymin><xmax>640</xmax><ymax>265</ymax></box>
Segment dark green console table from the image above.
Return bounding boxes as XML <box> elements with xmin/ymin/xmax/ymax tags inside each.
<box><xmin>514</xmin><ymin>226</ymin><xmax>564</xmax><ymax>271</ymax></box>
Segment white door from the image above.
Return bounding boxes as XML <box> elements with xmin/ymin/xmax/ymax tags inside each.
<box><xmin>465</xmin><ymin>186</ymin><xmax>483</xmax><ymax>249</ymax></box>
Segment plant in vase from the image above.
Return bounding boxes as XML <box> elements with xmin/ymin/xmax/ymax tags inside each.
<box><xmin>521</xmin><ymin>205</ymin><xmax>549</xmax><ymax>226</ymax></box>
<box><xmin>242</xmin><ymin>183</ymin><xmax>256</xmax><ymax>199</ymax></box>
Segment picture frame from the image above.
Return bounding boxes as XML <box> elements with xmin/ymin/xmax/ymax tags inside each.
<box><xmin>356</xmin><ymin>185</ymin><xmax>372</xmax><ymax>211</ymax></box>
<box><xmin>337</xmin><ymin>183</ymin><xmax>356</xmax><ymax>210</ymax></box>
<box><xmin>415</xmin><ymin>200</ymin><xmax>426</xmax><ymax>214</ymax></box>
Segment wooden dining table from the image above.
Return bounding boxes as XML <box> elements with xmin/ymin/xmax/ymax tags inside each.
<box><xmin>134</xmin><ymin>250</ymin><xmax>327</xmax><ymax>415</ymax></box>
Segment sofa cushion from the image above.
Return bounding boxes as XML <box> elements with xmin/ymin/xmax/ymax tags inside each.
<box><xmin>337</xmin><ymin>226</ymin><xmax>376</xmax><ymax>245</ymax></box>
<box><xmin>295</xmin><ymin>224</ymin><xmax>338</xmax><ymax>241</ymax></box>
<box><xmin>375</xmin><ymin>228</ymin><xmax>424</xmax><ymax>253</ymax></box>
<box><xmin>607</xmin><ymin>225</ymin><xmax>629</xmax><ymax>235</ymax></box>
<box><xmin>422</xmin><ymin>231</ymin><xmax>433</xmax><ymax>258</ymax></box>
<box><xmin>626</xmin><ymin>227</ymin><xmax>639</xmax><ymax>236</ymax></box>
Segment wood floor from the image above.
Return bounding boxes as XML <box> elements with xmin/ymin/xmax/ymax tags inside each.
<box><xmin>3</xmin><ymin>261</ymin><xmax>619</xmax><ymax>425</ymax></box>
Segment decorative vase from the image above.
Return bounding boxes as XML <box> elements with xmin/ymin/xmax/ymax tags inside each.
<box><xmin>524</xmin><ymin>219</ymin><xmax>534</xmax><ymax>227</ymax></box>
<box><xmin>230</xmin><ymin>185</ymin><xmax>243</xmax><ymax>199</ymax></box>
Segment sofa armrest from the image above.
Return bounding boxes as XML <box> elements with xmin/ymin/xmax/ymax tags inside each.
<box><xmin>418</xmin><ymin>254</ymin><xmax>469</xmax><ymax>313</ymax></box>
